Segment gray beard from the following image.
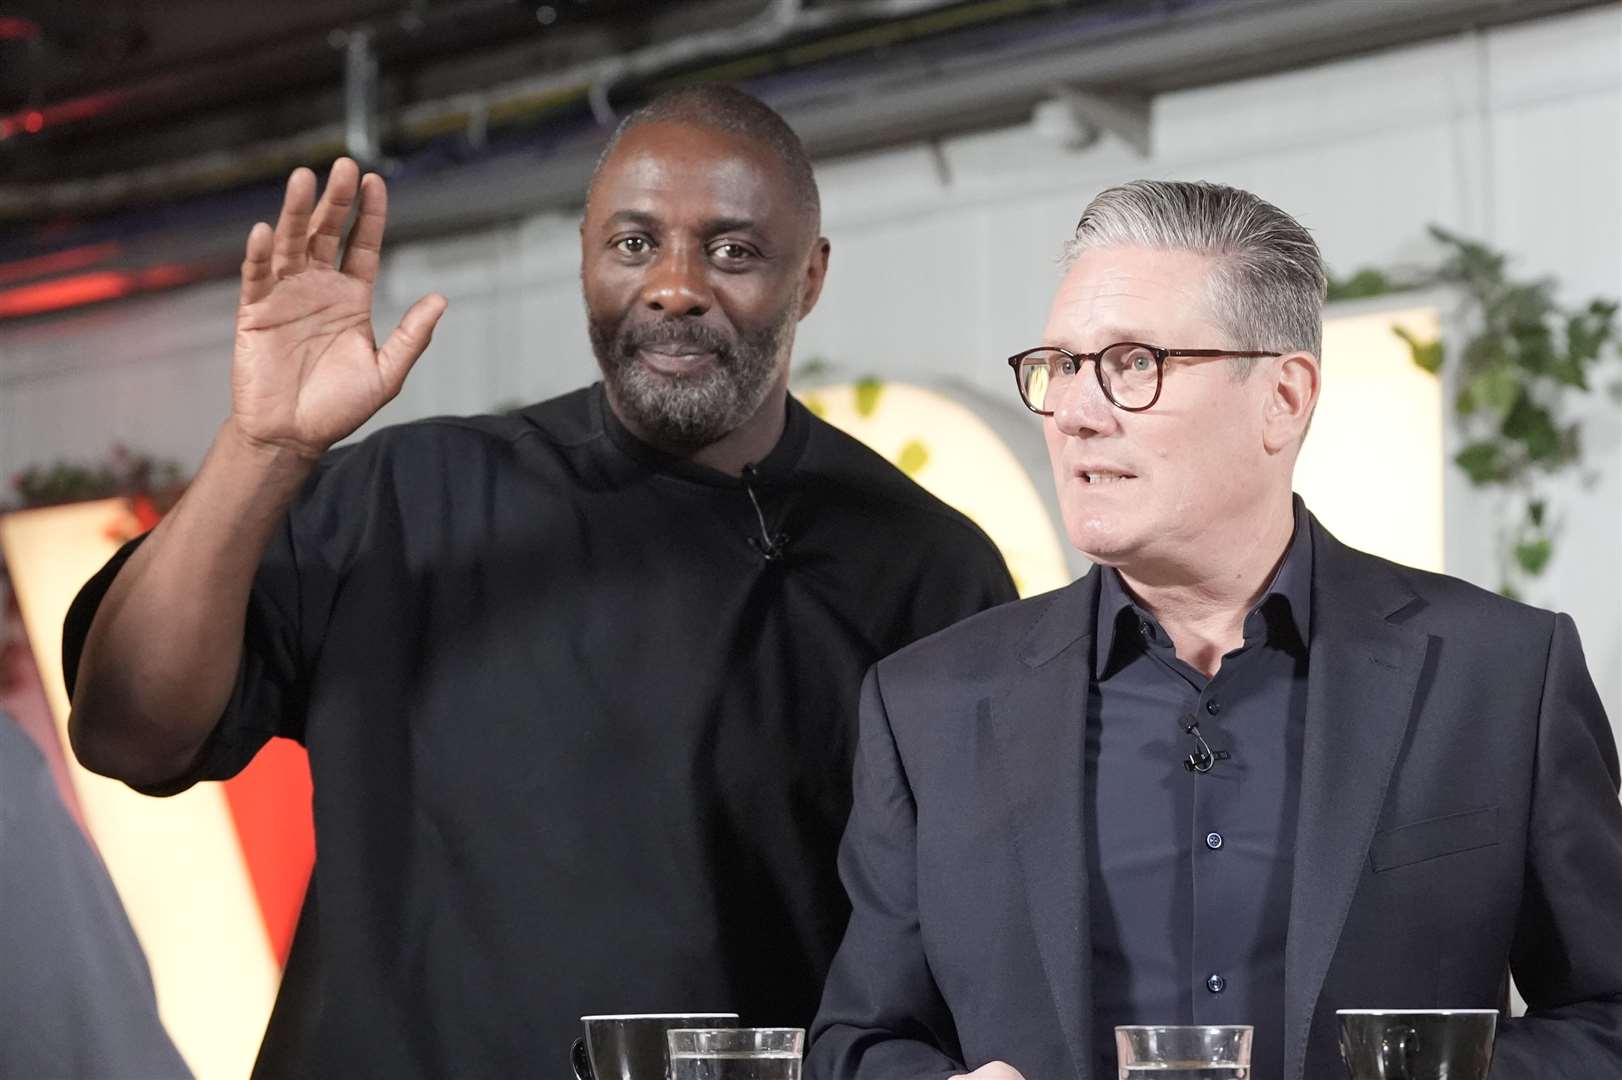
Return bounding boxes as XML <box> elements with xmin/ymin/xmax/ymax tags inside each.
<box><xmin>590</xmin><ymin>299</ymin><xmax>798</xmax><ymax>451</ymax></box>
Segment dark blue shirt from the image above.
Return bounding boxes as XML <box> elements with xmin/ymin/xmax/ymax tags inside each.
<box><xmin>1087</xmin><ymin>497</ymin><xmax>1312</xmax><ymax>1080</ymax></box>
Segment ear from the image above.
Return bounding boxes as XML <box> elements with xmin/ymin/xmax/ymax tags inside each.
<box><xmin>796</xmin><ymin>237</ymin><xmax>832</xmax><ymax>319</ymax></box>
<box><xmin>1262</xmin><ymin>350</ymin><xmax>1320</xmax><ymax>454</ymax></box>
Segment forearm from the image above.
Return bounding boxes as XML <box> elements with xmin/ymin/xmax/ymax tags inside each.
<box><xmin>69</xmin><ymin>418</ymin><xmax>314</xmax><ymax>786</ymax></box>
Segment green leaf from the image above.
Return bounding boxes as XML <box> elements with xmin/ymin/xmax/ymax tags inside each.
<box><xmin>1455</xmin><ymin>441</ymin><xmax>1509</xmax><ymax>485</ymax></box>
<box><xmin>895</xmin><ymin>440</ymin><xmax>930</xmax><ymax>476</ymax></box>
<box><xmin>1470</xmin><ymin>367</ymin><xmax>1521</xmax><ymax>414</ymax></box>
<box><xmin>1528</xmin><ymin>499</ymin><xmax>1546</xmax><ymax>527</ymax></box>
<box><xmin>854</xmin><ymin>377</ymin><xmax>884</xmax><ymax>417</ymax></box>
<box><xmin>1501</xmin><ymin>394</ymin><xmax>1563</xmax><ymax>463</ymax></box>
<box><xmin>1513</xmin><ymin>538</ymin><xmax>1552</xmax><ymax>576</ymax></box>
<box><xmin>1328</xmin><ymin>268</ymin><xmax>1396</xmax><ymax>302</ymax></box>
<box><xmin>1393</xmin><ymin>325</ymin><xmax>1444</xmax><ymax>374</ymax></box>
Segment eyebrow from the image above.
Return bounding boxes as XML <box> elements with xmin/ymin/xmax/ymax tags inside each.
<box><xmin>1048</xmin><ymin>329</ymin><xmax>1162</xmax><ymax>350</ymax></box>
<box><xmin>601</xmin><ymin>210</ymin><xmax>763</xmax><ymax>236</ymax></box>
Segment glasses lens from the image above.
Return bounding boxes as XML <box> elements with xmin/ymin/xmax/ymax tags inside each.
<box><xmin>1099</xmin><ymin>343</ymin><xmax>1159</xmax><ymax>408</ymax></box>
<box><xmin>1018</xmin><ymin>351</ymin><xmax>1068</xmax><ymax>413</ymax></box>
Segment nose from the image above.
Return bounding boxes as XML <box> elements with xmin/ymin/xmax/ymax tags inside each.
<box><xmin>640</xmin><ymin>242</ymin><xmax>712</xmax><ymax>317</ymax></box>
<box><xmin>1049</xmin><ymin>359</ymin><xmax>1119</xmax><ymax>438</ymax></box>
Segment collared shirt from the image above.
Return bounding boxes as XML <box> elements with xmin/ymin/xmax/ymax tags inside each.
<box><xmin>1087</xmin><ymin>496</ymin><xmax>1312</xmax><ymax>1080</ymax></box>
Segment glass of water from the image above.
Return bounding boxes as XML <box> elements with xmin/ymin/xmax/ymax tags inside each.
<box><xmin>666</xmin><ymin>1027</ymin><xmax>803</xmax><ymax>1080</ymax></box>
<box><xmin>1115</xmin><ymin>1025</ymin><xmax>1253</xmax><ymax>1079</ymax></box>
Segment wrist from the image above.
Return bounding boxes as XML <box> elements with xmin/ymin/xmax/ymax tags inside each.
<box><xmin>215</xmin><ymin>418</ymin><xmax>323</xmax><ymax>489</ymax></box>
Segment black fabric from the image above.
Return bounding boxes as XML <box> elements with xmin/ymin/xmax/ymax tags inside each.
<box><xmin>63</xmin><ymin>384</ymin><xmax>1016</xmax><ymax>1080</ymax></box>
<box><xmin>1087</xmin><ymin>499</ymin><xmax>1312</xmax><ymax>1080</ymax></box>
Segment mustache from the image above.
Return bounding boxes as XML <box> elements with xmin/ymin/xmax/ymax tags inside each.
<box><xmin>616</xmin><ymin>318</ymin><xmax>734</xmax><ymax>358</ymax></box>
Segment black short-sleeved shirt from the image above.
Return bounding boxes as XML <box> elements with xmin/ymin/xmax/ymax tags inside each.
<box><xmin>64</xmin><ymin>384</ymin><xmax>1016</xmax><ymax>1079</ymax></box>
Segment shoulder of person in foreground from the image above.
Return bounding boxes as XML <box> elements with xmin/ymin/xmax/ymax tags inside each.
<box><xmin>0</xmin><ymin>715</ymin><xmax>192</xmax><ymax>1079</ymax></box>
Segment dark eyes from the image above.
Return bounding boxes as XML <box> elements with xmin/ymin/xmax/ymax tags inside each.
<box><xmin>609</xmin><ymin>236</ymin><xmax>758</xmax><ymax>265</ymax></box>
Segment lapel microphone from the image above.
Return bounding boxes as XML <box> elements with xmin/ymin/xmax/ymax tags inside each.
<box><xmin>1183</xmin><ymin>718</ymin><xmax>1231</xmax><ymax>773</ymax></box>
<box><xmin>741</xmin><ymin>463</ymin><xmax>790</xmax><ymax>562</ymax></box>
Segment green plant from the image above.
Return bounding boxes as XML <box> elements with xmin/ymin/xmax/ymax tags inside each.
<box><xmin>7</xmin><ymin>445</ymin><xmax>187</xmax><ymax>512</ymax></box>
<box><xmin>1333</xmin><ymin>226</ymin><xmax>1621</xmax><ymax>598</ymax></box>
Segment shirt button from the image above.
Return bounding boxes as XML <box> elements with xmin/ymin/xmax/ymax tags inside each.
<box><xmin>1205</xmin><ymin>831</ymin><xmax>1224</xmax><ymax>850</ymax></box>
<box><xmin>1207</xmin><ymin>973</ymin><xmax>1227</xmax><ymax>994</ymax></box>
<box><xmin>1205</xmin><ymin>699</ymin><xmax>1221</xmax><ymax>715</ymax></box>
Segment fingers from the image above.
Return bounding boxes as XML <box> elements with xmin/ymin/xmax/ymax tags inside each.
<box><xmin>376</xmin><ymin>293</ymin><xmax>448</xmax><ymax>393</ymax></box>
<box><xmin>271</xmin><ymin>167</ymin><xmax>317</xmax><ymax>278</ymax></box>
<box><xmin>239</xmin><ymin>222</ymin><xmax>275</xmax><ymax>306</ymax></box>
<box><xmin>339</xmin><ymin>172</ymin><xmax>389</xmax><ymax>284</ymax></box>
<box><xmin>306</xmin><ymin>158</ymin><xmax>360</xmax><ymax>269</ymax></box>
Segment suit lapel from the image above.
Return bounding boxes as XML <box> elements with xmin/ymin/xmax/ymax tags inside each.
<box><xmin>1282</xmin><ymin>520</ymin><xmax>1432</xmax><ymax>1080</ymax></box>
<box><xmin>986</xmin><ymin>572</ymin><xmax>1100</xmax><ymax>1080</ymax></box>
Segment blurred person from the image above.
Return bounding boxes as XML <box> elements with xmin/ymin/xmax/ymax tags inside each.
<box><xmin>807</xmin><ymin>180</ymin><xmax>1622</xmax><ymax>1080</ymax></box>
<box><xmin>62</xmin><ymin>86</ymin><xmax>1015</xmax><ymax>1078</ymax></box>
<box><xmin>0</xmin><ymin>710</ymin><xmax>191</xmax><ymax>1079</ymax></box>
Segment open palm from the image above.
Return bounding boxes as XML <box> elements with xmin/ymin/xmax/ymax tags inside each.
<box><xmin>232</xmin><ymin>159</ymin><xmax>446</xmax><ymax>460</ymax></box>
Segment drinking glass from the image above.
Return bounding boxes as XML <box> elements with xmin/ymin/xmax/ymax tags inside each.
<box><xmin>667</xmin><ymin>1027</ymin><xmax>803</xmax><ymax>1080</ymax></box>
<box><xmin>571</xmin><ymin>1013</ymin><xmax>739</xmax><ymax>1080</ymax></box>
<box><xmin>1115</xmin><ymin>1025</ymin><xmax>1253</xmax><ymax>1079</ymax></box>
<box><xmin>1337</xmin><ymin>1009</ymin><xmax>1497</xmax><ymax>1080</ymax></box>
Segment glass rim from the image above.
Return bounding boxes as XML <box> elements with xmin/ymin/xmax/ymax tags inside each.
<box><xmin>1114</xmin><ymin>1024</ymin><xmax>1254</xmax><ymax>1033</ymax></box>
<box><xmin>666</xmin><ymin>1026</ymin><xmax>804</xmax><ymax>1036</ymax></box>
<box><xmin>1335</xmin><ymin>1009</ymin><xmax>1499</xmax><ymax>1016</ymax></box>
<box><xmin>579</xmin><ymin>1012</ymin><xmax>738</xmax><ymax>1021</ymax></box>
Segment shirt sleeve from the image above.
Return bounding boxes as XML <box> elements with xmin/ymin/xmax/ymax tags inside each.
<box><xmin>61</xmin><ymin>474</ymin><xmax>332</xmax><ymax>798</ymax></box>
<box><xmin>1490</xmin><ymin>612</ymin><xmax>1622</xmax><ymax>1075</ymax></box>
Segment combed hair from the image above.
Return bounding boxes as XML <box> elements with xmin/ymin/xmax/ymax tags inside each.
<box><xmin>1064</xmin><ymin>180</ymin><xmax>1327</xmax><ymax>365</ymax></box>
<box><xmin>590</xmin><ymin>84</ymin><xmax>820</xmax><ymax>238</ymax></box>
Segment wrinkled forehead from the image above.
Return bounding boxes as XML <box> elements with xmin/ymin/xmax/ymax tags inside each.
<box><xmin>1044</xmin><ymin>246</ymin><xmax>1227</xmax><ymax>347</ymax></box>
<box><xmin>585</xmin><ymin>121</ymin><xmax>801</xmax><ymax>236</ymax></box>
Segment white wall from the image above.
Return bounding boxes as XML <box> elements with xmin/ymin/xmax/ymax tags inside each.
<box><xmin>4</xmin><ymin>4</ymin><xmax>1619</xmax><ymax>725</ymax></box>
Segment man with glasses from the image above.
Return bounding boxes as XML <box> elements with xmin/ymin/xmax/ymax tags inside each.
<box><xmin>807</xmin><ymin>180</ymin><xmax>1622</xmax><ymax>1080</ymax></box>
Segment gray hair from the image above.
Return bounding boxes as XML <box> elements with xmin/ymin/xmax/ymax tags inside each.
<box><xmin>1063</xmin><ymin>180</ymin><xmax>1327</xmax><ymax>365</ymax></box>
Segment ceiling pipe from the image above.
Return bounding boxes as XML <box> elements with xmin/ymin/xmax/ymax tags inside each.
<box><xmin>0</xmin><ymin>0</ymin><xmax>992</xmax><ymax>221</ymax></box>
<box><xmin>342</xmin><ymin>28</ymin><xmax>383</xmax><ymax>167</ymax></box>
<box><xmin>0</xmin><ymin>0</ymin><xmax>1612</xmax><ymax>228</ymax></box>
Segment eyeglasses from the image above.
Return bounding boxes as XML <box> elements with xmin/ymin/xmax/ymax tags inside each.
<box><xmin>1006</xmin><ymin>342</ymin><xmax>1281</xmax><ymax>415</ymax></box>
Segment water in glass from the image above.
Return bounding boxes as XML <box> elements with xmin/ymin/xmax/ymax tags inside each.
<box><xmin>668</xmin><ymin>1051</ymin><xmax>800</xmax><ymax>1080</ymax></box>
<box><xmin>1120</xmin><ymin>1065</ymin><xmax>1247</xmax><ymax>1079</ymax></box>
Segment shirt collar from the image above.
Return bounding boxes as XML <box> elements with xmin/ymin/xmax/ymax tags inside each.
<box><xmin>1094</xmin><ymin>494</ymin><xmax>1314</xmax><ymax>671</ymax></box>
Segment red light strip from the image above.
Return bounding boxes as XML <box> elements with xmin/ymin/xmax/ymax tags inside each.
<box><xmin>0</xmin><ymin>242</ymin><xmax>123</xmax><ymax>287</ymax></box>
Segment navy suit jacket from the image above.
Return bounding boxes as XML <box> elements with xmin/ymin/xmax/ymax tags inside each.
<box><xmin>808</xmin><ymin>518</ymin><xmax>1622</xmax><ymax>1080</ymax></box>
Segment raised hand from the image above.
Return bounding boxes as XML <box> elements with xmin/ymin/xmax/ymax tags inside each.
<box><xmin>231</xmin><ymin>158</ymin><xmax>447</xmax><ymax>460</ymax></box>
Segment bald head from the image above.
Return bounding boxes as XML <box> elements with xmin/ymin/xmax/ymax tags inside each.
<box><xmin>588</xmin><ymin>85</ymin><xmax>821</xmax><ymax>244</ymax></box>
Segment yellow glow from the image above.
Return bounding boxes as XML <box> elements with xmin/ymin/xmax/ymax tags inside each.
<box><xmin>1</xmin><ymin>501</ymin><xmax>279</xmax><ymax>1080</ymax></box>
<box><xmin>801</xmin><ymin>383</ymin><xmax>1071</xmax><ymax>597</ymax></box>
<box><xmin>1296</xmin><ymin>306</ymin><xmax>1445</xmax><ymax>572</ymax></box>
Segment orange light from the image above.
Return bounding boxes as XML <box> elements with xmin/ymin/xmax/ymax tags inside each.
<box><xmin>0</xmin><ymin>242</ymin><xmax>122</xmax><ymax>287</ymax></box>
<box><xmin>0</xmin><ymin>272</ymin><xmax>133</xmax><ymax>318</ymax></box>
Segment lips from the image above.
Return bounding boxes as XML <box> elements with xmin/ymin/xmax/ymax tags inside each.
<box><xmin>1075</xmin><ymin>468</ymin><xmax>1137</xmax><ymax>484</ymax></box>
<box><xmin>635</xmin><ymin>347</ymin><xmax>719</xmax><ymax>377</ymax></box>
